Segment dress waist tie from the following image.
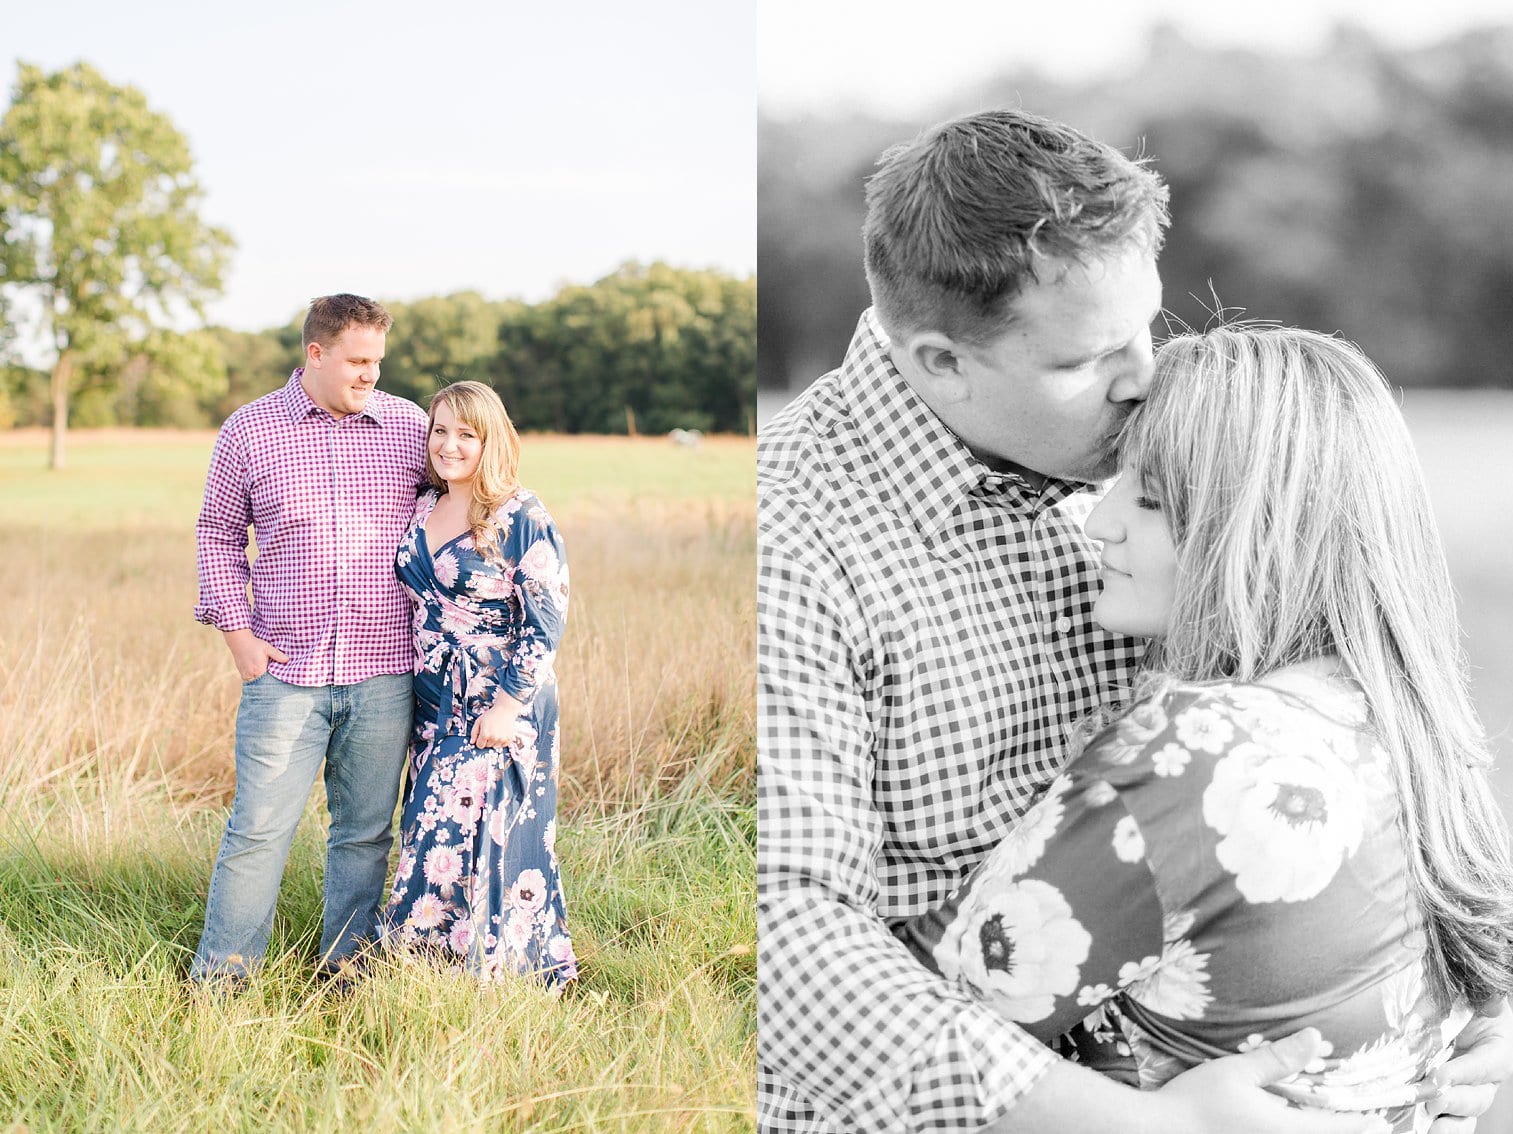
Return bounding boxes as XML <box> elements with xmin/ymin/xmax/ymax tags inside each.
<box><xmin>433</xmin><ymin>646</ymin><xmax>527</xmax><ymax>802</ymax></box>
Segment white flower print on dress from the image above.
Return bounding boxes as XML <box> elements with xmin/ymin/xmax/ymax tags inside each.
<box><xmin>1105</xmin><ymin>699</ymin><xmax>1169</xmax><ymax>763</ymax></box>
<box><xmin>449</xmin><ymin>918</ymin><xmax>475</xmax><ymax>956</ymax></box>
<box><xmin>1111</xmin><ymin>814</ymin><xmax>1145</xmax><ymax>863</ymax></box>
<box><xmin>1077</xmin><ymin>983</ymin><xmax>1115</xmax><ymax>1007</ymax></box>
<box><xmin>410</xmin><ymin>893</ymin><xmax>446</xmax><ymax>931</ymax></box>
<box><xmin>433</xmin><ymin>548</ymin><xmax>461</xmax><ymax>588</ymax></box>
<box><xmin>467</xmin><ymin>571</ymin><xmax>513</xmax><ymax>601</ymax></box>
<box><xmin>1120</xmin><ymin>937</ymin><xmax>1213</xmax><ymax>1020</ymax></box>
<box><xmin>1173</xmin><ymin>705</ymin><xmax>1234</xmax><ymax>753</ymax></box>
<box><xmin>424</xmin><ymin>845</ymin><xmax>464</xmax><ymax>887</ymax></box>
<box><xmin>1083</xmin><ymin>779</ymin><xmax>1117</xmax><ymax>808</ymax></box>
<box><xmin>518</xmin><ymin>540</ymin><xmax>561</xmax><ymax>587</ymax></box>
<box><xmin>978</xmin><ymin>776</ymin><xmax>1070</xmax><ymax>882</ymax></box>
<box><xmin>439</xmin><ymin>603</ymin><xmax>483</xmax><ymax>637</ymax></box>
<box><xmin>1151</xmin><ymin>743</ymin><xmax>1191</xmax><ymax>777</ymax></box>
<box><xmin>503</xmin><ymin>910</ymin><xmax>533</xmax><ymax>954</ymax></box>
<box><xmin>1202</xmin><ymin>738</ymin><xmax>1366</xmax><ymax>903</ymax></box>
<box><xmin>511</xmin><ymin>868</ymin><xmax>548</xmax><ymax>914</ymax></box>
<box><xmin>934</xmin><ymin>878</ymin><xmax>1091</xmax><ymax>1023</ymax></box>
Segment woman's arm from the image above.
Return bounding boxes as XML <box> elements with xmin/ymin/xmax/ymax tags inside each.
<box><xmin>987</xmin><ymin>1035</ymin><xmax>1373</xmax><ymax>1134</ymax></box>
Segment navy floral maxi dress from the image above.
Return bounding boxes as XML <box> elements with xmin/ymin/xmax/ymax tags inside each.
<box><xmin>381</xmin><ymin>486</ymin><xmax>576</xmax><ymax>985</ymax></box>
<box><xmin>895</xmin><ymin>681</ymin><xmax>1472</xmax><ymax>1133</ymax></box>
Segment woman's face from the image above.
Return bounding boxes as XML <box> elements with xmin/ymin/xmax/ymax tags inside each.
<box><xmin>1084</xmin><ymin>468</ymin><xmax>1178</xmax><ymax>638</ymax></box>
<box><xmin>429</xmin><ymin>400</ymin><xmax>484</xmax><ymax>490</ymax></box>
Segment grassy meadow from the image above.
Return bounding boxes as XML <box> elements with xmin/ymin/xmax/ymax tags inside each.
<box><xmin>0</xmin><ymin>429</ymin><xmax>755</xmax><ymax>1132</ymax></box>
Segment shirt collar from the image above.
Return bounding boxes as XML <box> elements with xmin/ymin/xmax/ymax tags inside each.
<box><xmin>281</xmin><ymin>368</ymin><xmax>385</xmax><ymax>425</ymax></box>
<box><xmin>830</xmin><ymin>309</ymin><xmax>1093</xmax><ymax>537</ymax></box>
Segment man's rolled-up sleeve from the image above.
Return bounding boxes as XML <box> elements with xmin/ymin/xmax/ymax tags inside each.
<box><xmin>193</xmin><ymin>421</ymin><xmax>253</xmax><ymax>632</ymax></box>
<box><xmin>758</xmin><ymin>530</ymin><xmax>1056</xmax><ymax>1131</ymax></box>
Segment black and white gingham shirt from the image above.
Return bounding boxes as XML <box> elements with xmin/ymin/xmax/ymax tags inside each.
<box><xmin>757</xmin><ymin>310</ymin><xmax>1147</xmax><ymax>1131</ymax></box>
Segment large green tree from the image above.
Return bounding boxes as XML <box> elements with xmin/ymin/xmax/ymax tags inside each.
<box><xmin>0</xmin><ymin>61</ymin><xmax>232</xmax><ymax>465</ymax></box>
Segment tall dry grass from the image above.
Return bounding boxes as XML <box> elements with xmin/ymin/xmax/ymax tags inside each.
<box><xmin>0</xmin><ymin>499</ymin><xmax>754</xmax><ymax>816</ymax></box>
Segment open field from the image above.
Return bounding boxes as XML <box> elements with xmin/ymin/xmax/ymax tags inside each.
<box><xmin>0</xmin><ymin>430</ymin><xmax>756</xmax><ymax>1132</ymax></box>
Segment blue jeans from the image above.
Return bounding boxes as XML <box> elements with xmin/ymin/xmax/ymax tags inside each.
<box><xmin>191</xmin><ymin>672</ymin><xmax>412</xmax><ymax>980</ymax></box>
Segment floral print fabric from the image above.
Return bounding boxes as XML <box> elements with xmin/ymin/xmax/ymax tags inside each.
<box><xmin>895</xmin><ymin>682</ymin><xmax>1470</xmax><ymax>1131</ymax></box>
<box><xmin>381</xmin><ymin>487</ymin><xmax>575</xmax><ymax>985</ymax></box>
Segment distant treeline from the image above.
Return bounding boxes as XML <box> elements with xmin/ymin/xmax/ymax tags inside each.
<box><xmin>760</xmin><ymin>23</ymin><xmax>1513</xmax><ymax>391</ymax></box>
<box><xmin>0</xmin><ymin>261</ymin><xmax>756</xmax><ymax>433</ymax></box>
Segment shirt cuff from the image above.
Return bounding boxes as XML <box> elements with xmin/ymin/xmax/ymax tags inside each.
<box><xmin>194</xmin><ymin>605</ymin><xmax>251</xmax><ymax>634</ymax></box>
<box><xmin>899</xmin><ymin>1003</ymin><xmax>1058</xmax><ymax>1130</ymax></box>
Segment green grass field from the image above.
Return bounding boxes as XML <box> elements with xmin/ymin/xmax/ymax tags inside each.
<box><xmin>0</xmin><ymin>429</ymin><xmax>756</xmax><ymax>1132</ymax></box>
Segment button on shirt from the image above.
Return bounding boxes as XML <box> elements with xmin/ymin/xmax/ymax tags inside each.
<box><xmin>194</xmin><ymin>371</ymin><xmax>429</xmax><ymax>687</ymax></box>
<box><xmin>757</xmin><ymin>309</ymin><xmax>1147</xmax><ymax>1131</ymax></box>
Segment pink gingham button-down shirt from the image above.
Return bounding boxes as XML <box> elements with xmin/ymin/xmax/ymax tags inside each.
<box><xmin>194</xmin><ymin>371</ymin><xmax>429</xmax><ymax>687</ymax></box>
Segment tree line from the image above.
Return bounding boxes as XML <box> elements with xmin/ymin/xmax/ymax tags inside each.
<box><xmin>0</xmin><ymin>262</ymin><xmax>755</xmax><ymax>434</ymax></box>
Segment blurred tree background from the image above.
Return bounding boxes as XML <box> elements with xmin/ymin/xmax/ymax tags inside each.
<box><xmin>759</xmin><ymin>23</ymin><xmax>1513</xmax><ymax>399</ymax></box>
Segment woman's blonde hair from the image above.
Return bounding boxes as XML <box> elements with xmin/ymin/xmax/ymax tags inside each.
<box><xmin>1120</xmin><ymin>324</ymin><xmax>1513</xmax><ymax>1007</ymax></box>
<box><xmin>427</xmin><ymin>380</ymin><xmax>521</xmax><ymax>562</ymax></box>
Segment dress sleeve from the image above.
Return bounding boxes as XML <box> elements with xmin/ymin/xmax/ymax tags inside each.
<box><xmin>759</xmin><ymin>529</ymin><xmax>1058</xmax><ymax>1132</ymax></box>
<box><xmin>494</xmin><ymin>498</ymin><xmax>568</xmax><ymax>707</ymax></box>
<box><xmin>193</xmin><ymin>418</ymin><xmax>253</xmax><ymax>632</ymax></box>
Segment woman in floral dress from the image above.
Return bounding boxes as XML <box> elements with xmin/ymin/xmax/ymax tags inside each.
<box><xmin>381</xmin><ymin>380</ymin><xmax>575</xmax><ymax>985</ymax></box>
<box><xmin>896</xmin><ymin>327</ymin><xmax>1513</xmax><ymax>1131</ymax></box>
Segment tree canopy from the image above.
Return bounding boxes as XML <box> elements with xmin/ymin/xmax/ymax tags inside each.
<box><xmin>0</xmin><ymin>61</ymin><xmax>231</xmax><ymax>462</ymax></box>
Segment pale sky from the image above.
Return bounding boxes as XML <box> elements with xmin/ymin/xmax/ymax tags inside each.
<box><xmin>5</xmin><ymin>0</ymin><xmax>755</xmax><ymax>339</ymax></box>
<box><xmin>760</xmin><ymin>0</ymin><xmax>1513</xmax><ymax>118</ymax></box>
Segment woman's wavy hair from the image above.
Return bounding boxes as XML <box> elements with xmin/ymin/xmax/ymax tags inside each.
<box><xmin>1119</xmin><ymin>324</ymin><xmax>1513</xmax><ymax>1008</ymax></box>
<box><xmin>427</xmin><ymin>380</ymin><xmax>521</xmax><ymax>563</ymax></box>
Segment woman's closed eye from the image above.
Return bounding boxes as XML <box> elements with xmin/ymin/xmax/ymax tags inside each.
<box><xmin>1135</xmin><ymin>495</ymin><xmax>1162</xmax><ymax>511</ymax></box>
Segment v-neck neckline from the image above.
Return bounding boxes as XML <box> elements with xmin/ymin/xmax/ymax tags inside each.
<box><xmin>421</xmin><ymin>492</ymin><xmax>470</xmax><ymax>561</ymax></box>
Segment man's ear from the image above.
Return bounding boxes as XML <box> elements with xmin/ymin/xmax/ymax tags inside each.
<box><xmin>305</xmin><ymin>340</ymin><xmax>324</xmax><ymax>369</ymax></box>
<box><xmin>904</xmin><ymin>332</ymin><xmax>971</xmax><ymax>406</ymax></box>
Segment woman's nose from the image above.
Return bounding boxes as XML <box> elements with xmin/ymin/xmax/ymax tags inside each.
<box><xmin>1084</xmin><ymin>494</ymin><xmax>1120</xmax><ymax>543</ymax></box>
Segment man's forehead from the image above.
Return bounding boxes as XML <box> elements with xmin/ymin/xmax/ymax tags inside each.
<box><xmin>1011</xmin><ymin>252</ymin><xmax>1161</xmax><ymax>341</ymax></box>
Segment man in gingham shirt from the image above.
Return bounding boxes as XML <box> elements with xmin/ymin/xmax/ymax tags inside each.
<box><xmin>191</xmin><ymin>293</ymin><xmax>427</xmax><ymax>983</ymax></box>
<box><xmin>758</xmin><ymin>111</ymin><xmax>1419</xmax><ymax>1132</ymax></box>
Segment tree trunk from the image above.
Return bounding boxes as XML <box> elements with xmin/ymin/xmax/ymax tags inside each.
<box><xmin>49</xmin><ymin>350</ymin><xmax>73</xmax><ymax>470</ymax></box>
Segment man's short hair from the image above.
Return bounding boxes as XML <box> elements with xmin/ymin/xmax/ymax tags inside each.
<box><xmin>302</xmin><ymin>293</ymin><xmax>394</xmax><ymax>351</ymax></box>
<box><xmin>862</xmin><ymin>108</ymin><xmax>1171</xmax><ymax>345</ymax></box>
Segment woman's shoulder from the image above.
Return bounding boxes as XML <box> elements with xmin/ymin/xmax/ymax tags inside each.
<box><xmin>489</xmin><ymin>486</ymin><xmax>559</xmax><ymax>534</ymax></box>
<box><xmin>1081</xmin><ymin>678</ymin><xmax>1372</xmax><ymax>782</ymax></box>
